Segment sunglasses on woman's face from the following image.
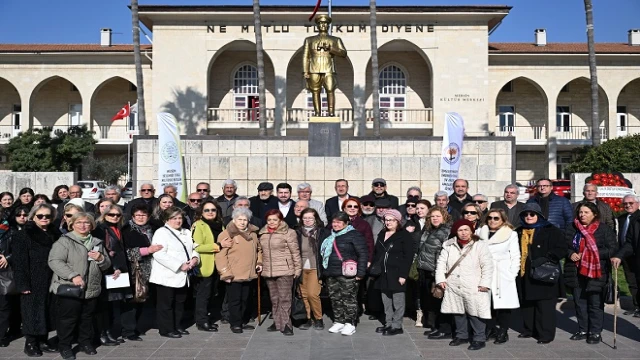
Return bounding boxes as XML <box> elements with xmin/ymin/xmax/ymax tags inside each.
<box><xmin>406</xmin><ymin>204</ymin><xmax>417</xmax><ymax>208</ymax></box>
<box><xmin>487</xmin><ymin>216</ymin><xmax>501</xmax><ymax>221</ymax></box>
<box><xmin>345</xmin><ymin>205</ymin><xmax>359</xmax><ymax>209</ymax></box>
<box><xmin>524</xmin><ymin>212</ymin><xmax>538</xmax><ymax>218</ymax></box>
<box><xmin>16</xmin><ymin>213</ymin><xmax>27</xmax><ymax>218</ymax></box>
<box><xmin>462</xmin><ymin>211</ymin><xmax>478</xmax><ymax>215</ymax></box>
<box><xmin>203</xmin><ymin>208</ymin><xmax>217</xmax><ymax>213</ymax></box>
<box><xmin>35</xmin><ymin>214</ymin><xmax>52</xmax><ymax>220</ymax></box>
<box><xmin>106</xmin><ymin>213</ymin><xmax>122</xmax><ymax>218</ymax></box>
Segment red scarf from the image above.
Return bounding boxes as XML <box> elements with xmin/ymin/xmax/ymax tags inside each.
<box><xmin>457</xmin><ymin>238</ymin><xmax>471</xmax><ymax>247</ymax></box>
<box><xmin>573</xmin><ymin>218</ymin><xmax>601</xmax><ymax>279</ymax></box>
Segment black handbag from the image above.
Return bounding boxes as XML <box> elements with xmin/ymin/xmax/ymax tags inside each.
<box><xmin>0</xmin><ymin>268</ymin><xmax>16</xmax><ymax>295</ymax></box>
<box><xmin>290</xmin><ymin>278</ymin><xmax>307</xmax><ymax>321</ymax></box>
<box><xmin>56</xmin><ymin>284</ymin><xmax>84</xmax><ymax>298</ymax></box>
<box><xmin>529</xmin><ymin>251</ymin><xmax>560</xmax><ymax>284</ymax></box>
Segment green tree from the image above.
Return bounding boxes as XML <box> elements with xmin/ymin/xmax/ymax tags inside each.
<box><xmin>7</xmin><ymin>125</ymin><xmax>96</xmax><ymax>172</ymax></box>
<box><xmin>81</xmin><ymin>155</ymin><xmax>128</xmax><ymax>185</ymax></box>
<box><xmin>566</xmin><ymin>134</ymin><xmax>640</xmax><ymax>173</ymax></box>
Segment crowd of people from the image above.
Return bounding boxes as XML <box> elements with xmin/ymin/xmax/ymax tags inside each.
<box><xmin>0</xmin><ymin>177</ymin><xmax>637</xmax><ymax>359</ymax></box>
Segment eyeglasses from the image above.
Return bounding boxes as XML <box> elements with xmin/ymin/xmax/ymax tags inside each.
<box><xmin>197</xmin><ymin>188</ymin><xmax>209</xmax><ymax>192</ymax></box>
<box><xmin>203</xmin><ymin>208</ymin><xmax>217</xmax><ymax>213</ymax></box>
<box><xmin>64</xmin><ymin>213</ymin><xmax>74</xmax><ymax>218</ymax></box>
<box><xmin>406</xmin><ymin>204</ymin><xmax>417</xmax><ymax>208</ymax></box>
<box><xmin>372</xmin><ymin>182</ymin><xmax>385</xmax><ymax>187</ymax></box>
<box><xmin>473</xmin><ymin>200</ymin><xmax>487</xmax><ymax>204</ymax></box>
<box><xmin>133</xmin><ymin>214</ymin><xmax>148</xmax><ymax>217</ymax></box>
<box><xmin>140</xmin><ymin>189</ymin><xmax>154</xmax><ymax>192</ymax></box>
<box><xmin>487</xmin><ymin>216</ymin><xmax>501</xmax><ymax>221</ymax></box>
<box><xmin>345</xmin><ymin>205</ymin><xmax>359</xmax><ymax>209</ymax></box>
<box><xmin>35</xmin><ymin>214</ymin><xmax>52</xmax><ymax>220</ymax></box>
<box><xmin>106</xmin><ymin>213</ymin><xmax>122</xmax><ymax>218</ymax></box>
<box><xmin>623</xmin><ymin>202</ymin><xmax>637</xmax><ymax>206</ymax></box>
<box><xmin>16</xmin><ymin>213</ymin><xmax>27</xmax><ymax>218</ymax></box>
<box><xmin>362</xmin><ymin>203</ymin><xmax>375</xmax><ymax>207</ymax></box>
<box><xmin>462</xmin><ymin>211</ymin><xmax>478</xmax><ymax>215</ymax></box>
<box><xmin>189</xmin><ymin>198</ymin><xmax>202</xmax><ymax>203</ymax></box>
<box><xmin>75</xmin><ymin>221</ymin><xmax>91</xmax><ymax>226</ymax></box>
<box><xmin>524</xmin><ymin>211</ymin><xmax>538</xmax><ymax>218</ymax></box>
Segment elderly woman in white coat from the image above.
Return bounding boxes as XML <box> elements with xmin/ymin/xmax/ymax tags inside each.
<box><xmin>478</xmin><ymin>209</ymin><xmax>520</xmax><ymax>344</ymax></box>
<box><xmin>436</xmin><ymin>219</ymin><xmax>494</xmax><ymax>351</ymax></box>
<box><xmin>149</xmin><ymin>207</ymin><xmax>200</xmax><ymax>339</ymax></box>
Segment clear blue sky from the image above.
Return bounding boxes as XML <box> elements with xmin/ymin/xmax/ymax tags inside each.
<box><xmin>0</xmin><ymin>0</ymin><xmax>638</xmax><ymax>44</ymax></box>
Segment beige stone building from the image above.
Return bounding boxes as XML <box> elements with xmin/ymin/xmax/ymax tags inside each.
<box><xmin>1</xmin><ymin>5</ymin><xmax>639</xmax><ymax>184</ymax></box>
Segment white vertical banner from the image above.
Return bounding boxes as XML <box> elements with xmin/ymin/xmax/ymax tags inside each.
<box><xmin>157</xmin><ymin>112</ymin><xmax>187</xmax><ymax>202</ymax></box>
<box><xmin>440</xmin><ymin>112</ymin><xmax>465</xmax><ymax>195</ymax></box>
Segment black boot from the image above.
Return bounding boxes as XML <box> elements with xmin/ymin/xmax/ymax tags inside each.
<box><xmin>24</xmin><ymin>342</ymin><xmax>43</xmax><ymax>357</ymax></box>
<box><xmin>100</xmin><ymin>331</ymin><xmax>119</xmax><ymax>347</ymax></box>
<box><xmin>299</xmin><ymin>320</ymin><xmax>312</xmax><ymax>330</ymax></box>
<box><xmin>494</xmin><ymin>328</ymin><xmax>509</xmax><ymax>344</ymax></box>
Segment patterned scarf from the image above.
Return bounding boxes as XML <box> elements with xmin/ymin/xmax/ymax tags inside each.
<box><xmin>519</xmin><ymin>229</ymin><xmax>535</xmax><ymax>276</ymax></box>
<box><xmin>573</xmin><ymin>218</ymin><xmax>601</xmax><ymax>279</ymax></box>
<box><xmin>128</xmin><ymin>220</ymin><xmax>153</xmax><ymax>244</ymax></box>
<box><xmin>320</xmin><ymin>225</ymin><xmax>354</xmax><ymax>269</ymax></box>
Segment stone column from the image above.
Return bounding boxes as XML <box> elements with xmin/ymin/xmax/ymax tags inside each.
<box><xmin>607</xmin><ymin>101</ymin><xmax>618</xmax><ymax>141</ymax></box>
<box><xmin>18</xmin><ymin>87</ymin><xmax>32</xmax><ymax>131</ymax></box>
<box><xmin>546</xmin><ymin>95</ymin><xmax>557</xmax><ymax>179</ymax></box>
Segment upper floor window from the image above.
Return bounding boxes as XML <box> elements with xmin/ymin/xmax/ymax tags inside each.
<box><xmin>233</xmin><ymin>65</ymin><xmax>258</xmax><ymax>95</ymax></box>
<box><xmin>379</xmin><ymin>65</ymin><xmax>406</xmax><ymax>95</ymax></box>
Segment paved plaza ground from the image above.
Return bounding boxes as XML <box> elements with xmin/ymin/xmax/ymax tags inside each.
<box><xmin>0</xmin><ymin>300</ymin><xmax>638</xmax><ymax>360</ymax></box>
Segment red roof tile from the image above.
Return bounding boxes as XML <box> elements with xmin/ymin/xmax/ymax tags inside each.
<box><xmin>489</xmin><ymin>42</ymin><xmax>640</xmax><ymax>54</ymax></box>
<box><xmin>0</xmin><ymin>44</ymin><xmax>152</xmax><ymax>53</ymax></box>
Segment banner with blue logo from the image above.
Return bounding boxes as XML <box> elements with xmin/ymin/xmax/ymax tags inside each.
<box><xmin>440</xmin><ymin>112</ymin><xmax>465</xmax><ymax>195</ymax></box>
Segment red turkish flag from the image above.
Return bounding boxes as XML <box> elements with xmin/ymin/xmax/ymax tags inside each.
<box><xmin>112</xmin><ymin>103</ymin><xmax>130</xmax><ymax>121</ymax></box>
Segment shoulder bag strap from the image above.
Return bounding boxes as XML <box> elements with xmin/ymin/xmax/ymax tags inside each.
<box><xmin>165</xmin><ymin>226</ymin><xmax>191</xmax><ymax>262</ymax></box>
<box><xmin>444</xmin><ymin>241</ymin><xmax>474</xmax><ymax>278</ymax></box>
<box><xmin>332</xmin><ymin>239</ymin><xmax>343</xmax><ymax>261</ymax></box>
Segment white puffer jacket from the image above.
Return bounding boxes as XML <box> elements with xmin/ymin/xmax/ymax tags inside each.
<box><xmin>435</xmin><ymin>238</ymin><xmax>494</xmax><ymax>319</ymax></box>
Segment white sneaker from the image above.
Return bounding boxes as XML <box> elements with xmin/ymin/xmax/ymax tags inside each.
<box><xmin>328</xmin><ymin>322</ymin><xmax>344</xmax><ymax>333</ymax></box>
<box><xmin>415</xmin><ymin>310</ymin><xmax>423</xmax><ymax>327</ymax></box>
<box><xmin>341</xmin><ymin>323</ymin><xmax>356</xmax><ymax>336</ymax></box>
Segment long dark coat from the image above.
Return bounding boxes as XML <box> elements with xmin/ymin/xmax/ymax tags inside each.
<box><xmin>12</xmin><ymin>222</ymin><xmax>60</xmax><ymax>335</ymax></box>
<box><xmin>372</xmin><ymin>229</ymin><xmax>415</xmax><ymax>293</ymax></box>
<box><xmin>515</xmin><ymin>224</ymin><xmax>566</xmax><ymax>301</ymax></box>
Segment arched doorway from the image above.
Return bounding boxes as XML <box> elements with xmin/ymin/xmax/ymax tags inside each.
<box><xmin>90</xmin><ymin>77</ymin><xmax>138</xmax><ymax>141</ymax></box>
<box><xmin>555</xmin><ymin>77</ymin><xmax>609</xmax><ymax>140</ymax></box>
<box><xmin>0</xmin><ymin>77</ymin><xmax>21</xmax><ymax>138</ymax></box>
<box><xmin>30</xmin><ymin>76</ymin><xmax>83</xmax><ymax>131</ymax></box>
<box><xmin>494</xmin><ymin>77</ymin><xmax>548</xmax><ymax>140</ymax></box>
<box><xmin>616</xmin><ymin>78</ymin><xmax>640</xmax><ymax>137</ymax></box>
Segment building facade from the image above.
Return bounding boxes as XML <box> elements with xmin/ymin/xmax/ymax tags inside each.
<box><xmin>0</xmin><ymin>5</ymin><xmax>639</xmax><ymax>183</ymax></box>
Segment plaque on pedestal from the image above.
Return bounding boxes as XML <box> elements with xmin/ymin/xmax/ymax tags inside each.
<box><xmin>308</xmin><ymin>117</ymin><xmax>341</xmax><ymax>157</ymax></box>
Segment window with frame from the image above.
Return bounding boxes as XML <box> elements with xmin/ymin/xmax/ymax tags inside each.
<box><xmin>617</xmin><ymin>105</ymin><xmax>627</xmax><ymax>132</ymax></box>
<box><xmin>556</xmin><ymin>106</ymin><xmax>571</xmax><ymax>132</ymax></box>
<box><xmin>379</xmin><ymin>65</ymin><xmax>406</xmax><ymax>121</ymax></box>
<box><xmin>305</xmin><ymin>88</ymin><xmax>328</xmax><ymax>117</ymax></box>
<box><xmin>498</xmin><ymin>105</ymin><xmax>515</xmax><ymax>132</ymax></box>
<box><xmin>233</xmin><ymin>65</ymin><xmax>259</xmax><ymax>121</ymax></box>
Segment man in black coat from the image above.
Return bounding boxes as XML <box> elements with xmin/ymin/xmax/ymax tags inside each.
<box><xmin>448</xmin><ymin>179</ymin><xmax>472</xmax><ymax>214</ymax></box>
<box><xmin>434</xmin><ymin>191</ymin><xmax>461</xmax><ymax>222</ymax></box>
<box><xmin>325</xmin><ymin>179</ymin><xmax>359</xmax><ymax>220</ymax></box>
<box><xmin>123</xmin><ymin>183</ymin><xmax>157</xmax><ymax>219</ymax></box>
<box><xmin>368</xmin><ymin>178</ymin><xmax>399</xmax><ymax>209</ymax></box>
<box><xmin>490</xmin><ymin>184</ymin><xmax>525</xmax><ymax>228</ymax></box>
<box><xmin>397</xmin><ymin>186</ymin><xmax>422</xmax><ymax>219</ymax></box>
<box><xmin>611</xmin><ymin>194</ymin><xmax>640</xmax><ymax>317</ymax></box>
<box><xmin>248</xmin><ymin>182</ymin><xmax>279</xmax><ymax>223</ymax></box>
<box><xmin>68</xmin><ymin>185</ymin><xmax>96</xmax><ymax>214</ymax></box>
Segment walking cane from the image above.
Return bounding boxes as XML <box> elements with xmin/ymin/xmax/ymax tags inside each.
<box><xmin>257</xmin><ymin>273</ymin><xmax>262</xmax><ymax>326</ymax></box>
<box><xmin>613</xmin><ymin>268</ymin><xmax>618</xmax><ymax>350</ymax></box>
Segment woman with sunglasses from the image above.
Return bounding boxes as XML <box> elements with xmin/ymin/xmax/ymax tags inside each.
<box><xmin>93</xmin><ymin>204</ymin><xmax>130</xmax><ymax>345</ymax></box>
<box><xmin>12</xmin><ymin>204</ymin><xmax>60</xmax><ymax>356</ymax></box>
<box><xmin>121</xmin><ymin>204</ymin><xmax>163</xmax><ymax>341</ymax></box>
<box><xmin>49</xmin><ymin>212</ymin><xmax>111</xmax><ymax>360</ymax></box>
<box><xmin>191</xmin><ymin>200</ymin><xmax>226</xmax><ymax>332</ymax></box>
<box><xmin>10</xmin><ymin>205</ymin><xmax>29</xmax><ymax>231</ymax></box>
<box><xmin>51</xmin><ymin>185</ymin><xmax>69</xmax><ymax>208</ymax></box>
<box><xmin>149</xmin><ymin>194</ymin><xmax>175</xmax><ymax>232</ymax></box>
<box><xmin>564</xmin><ymin>202</ymin><xmax>616</xmax><ymax>344</ymax></box>
<box><xmin>57</xmin><ymin>203</ymin><xmax>83</xmax><ymax>235</ymax></box>
<box><xmin>418</xmin><ymin>207</ymin><xmax>453</xmax><ymax>338</ymax></box>
<box><xmin>478</xmin><ymin>209</ymin><xmax>520</xmax><ymax>344</ymax></box>
<box><xmin>515</xmin><ymin>203</ymin><xmax>565</xmax><ymax>344</ymax></box>
<box><xmin>461</xmin><ymin>203</ymin><xmax>483</xmax><ymax>231</ymax></box>
<box><xmin>95</xmin><ymin>198</ymin><xmax>117</xmax><ymax>218</ymax></box>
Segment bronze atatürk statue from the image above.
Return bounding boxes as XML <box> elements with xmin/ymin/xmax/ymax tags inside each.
<box><xmin>303</xmin><ymin>14</ymin><xmax>347</xmax><ymax>117</ymax></box>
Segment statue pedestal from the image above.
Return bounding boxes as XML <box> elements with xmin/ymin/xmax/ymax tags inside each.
<box><xmin>308</xmin><ymin>116</ymin><xmax>341</xmax><ymax>157</ymax></box>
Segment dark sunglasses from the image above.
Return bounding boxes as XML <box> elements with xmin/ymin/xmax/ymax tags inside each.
<box><xmin>203</xmin><ymin>208</ymin><xmax>217</xmax><ymax>213</ymax></box>
<box><xmin>372</xmin><ymin>182</ymin><xmax>385</xmax><ymax>187</ymax></box>
<box><xmin>64</xmin><ymin>213</ymin><xmax>74</xmax><ymax>218</ymax></box>
<box><xmin>524</xmin><ymin>211</ymin><xmax>538</xmax><ymax>217</ymax></box>
<box><xmin>473</xmin><ymin>200</ymin><xmax>487</xmax><ymax>204</ymax></box>
<box><xmin>189</xmin><ymin>198</ymin><xmax>202</xmax><ymax>203</ymax></box>
<box><xmin>16</xmin><ymin>213</ymin><xmax>28</xmax><ymax>217</ymax></box>
<box><xmin>462</xmin><ymin>211</ymin><xmax>478</xmax><ymax>215</ymax></box>
<box><xmin>106</xmin><ymin>213</ymin><xmax>122</xmax><ymax>218</ymax></box>
<box><xmin>487</xmin><ymin>216</ymin><xmax>501</xmax><ymax>221</ymax></box>
<box><xmin>406</xmin><ymin>204</ymin><xmax>417</xmax><ymax>208</ymax></box>
<box><xmin>345</xmin><ymin>205</ymin><xmax>359</xmax><ymax>209</ymax></box>
<box><xmin>623</xmin><ymin>202</ymin><xmax>636</xmax><ymax>206</ymax></box>
<box><xmin>362</xmin><ymin>202</ymin><xmax>375</xmax><ymax>207</ymax></box>
<box><xmin>140</xmin><ymin>189</ymin><xmax>154</xmax><ymax>192</ymax></box>
<box><xmin>197</xmin><ymin>188</ymin><xmax>209</xmax><ymax>192</ymax></box>
<box><xmin>35</xmin><ymin>214</ymin><xmax>52</xmax><ymax>220</ymax></box>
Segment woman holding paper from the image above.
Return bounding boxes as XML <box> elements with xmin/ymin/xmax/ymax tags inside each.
<box><xmin>149</xmin><ymin>207</ymin><xmax>199</xmax><ymax>338</ymax></box>
<box><xmin>93</xmin><ymin>204</ymin><xmax>131</xmax><ymax>346</ymax></box>
<box><xmin>48</xmin><ymin>212</ymin><xmax>111</xmax><ymax>360</ymax></box>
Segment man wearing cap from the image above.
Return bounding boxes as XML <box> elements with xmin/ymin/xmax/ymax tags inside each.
<box><xmin>366</xmin><ymin>198</ymin><xmax>392</xmax><ymax>239</ymax></box>
<box><xmin>249</xmin><ymin>182</ymin><xmax>279</xmax><ymax>223</ymax></box>
<box><xmin>326</xmin><ymin>179</ymin><xmax>359</xmax><ymax>220</ymax></box>
<box><xmin>368</xmin><ymin>178</ymin><xmax>399</xmax><ymax>209</ymax></box>
<box><xmin>303</xmin><ymin>14</ymin><xmax>347</xmax><ymax>117</ymax></box>
<box><xmin>360</xmin><ymin>195</ymin><xmax>377</xmax><ymax>220</ymax></box>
